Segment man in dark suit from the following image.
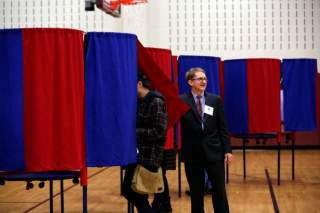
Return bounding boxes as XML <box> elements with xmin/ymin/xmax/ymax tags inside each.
<box><xmin>180</xmin><ymin>67</ymin><xmax>233</xmax><ymax>213</ymax></box>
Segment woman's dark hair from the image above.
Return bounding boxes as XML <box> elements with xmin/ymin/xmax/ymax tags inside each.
<box><xmin>138</xmin><ymin>71</ymin><xmax>153</xmax><ymax>90</ymax></box>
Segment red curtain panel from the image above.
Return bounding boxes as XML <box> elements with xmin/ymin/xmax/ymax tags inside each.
<box><xmin>23</xmin><ymin>28</ymin><xmax>85</xmax><ymax>172</ymax></box>
<box><xmin>247</xmin><ymin>59</ymin><xmax>281</xmax><ymax>133</ymax></box>
<box><xmin>137</xmin><ymin>41</ymin><xmax>190</xmax><ymax>129</ymax></box>
<box><xmin>146</xmin><ymin>48</ymin><xmax>175</xmax><ymax>149</ymax></box>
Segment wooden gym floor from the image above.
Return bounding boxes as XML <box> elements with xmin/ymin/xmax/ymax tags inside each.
<box><xmin>0</xmin><ymin>150</ymin><xmax>319</xmax><ymax>213</ymax></box>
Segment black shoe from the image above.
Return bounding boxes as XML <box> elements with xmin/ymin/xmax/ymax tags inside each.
<box><xmin>137</xmin><ymin>205</ymin><xmax>156</xmax><ymax>213</ymax></box>
<box><xmin>152</xmin><ymin>200</ymin><xmax>172</xmax><ymax>213</ymax></box>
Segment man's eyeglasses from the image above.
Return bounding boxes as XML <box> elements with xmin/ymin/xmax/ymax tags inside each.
<box><xmin>192</xmin><ymin>77</ymin><xmax>208</xmax><ymax>81</ymax></box>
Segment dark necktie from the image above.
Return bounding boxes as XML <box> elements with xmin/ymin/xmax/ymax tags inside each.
<box><xmin>196</xmin><ymin>95</ymin><xmax>202</xmax><ymax>121</ymax></box>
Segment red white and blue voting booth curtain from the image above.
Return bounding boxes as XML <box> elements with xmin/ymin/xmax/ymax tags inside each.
<box><xmin>146</xmin><ymin>48</ymin><xmax>175</xmax><ymax>150</ymax></box>
<box><xmin>223</xmin><ymin>59</ymin><xmax>281</xmax><ymax>134</ymax></box>
<box><xmin>223</xmin><ymin>59</ymin><xmax>249</xmax><ymax>134</ymax></box>
<box><xmin>282</xmin><ymin>59</ymin><xmax>318</xmax><ymax>131</ymax></box>
<box><xmin>172</xmin><ymin>55</ymin><xmax>182</xmax><ymax>149</ymax></box>
<box><xmin>85</xmin><ymin>32</ymin><xmax>137</xmax><ymax>167</ymax></box>
<box><xmin>318</xmin><ymin>73</ymin><xmax>320</xmax><ymax>129</ymax></box>
<box><xmin>137</xmin><ymin>41</ymin><xmax>190</xmax><ymax>129</ymax></box>
<box><xmin>178</xmin><ymin>56</ymin><xmax>221</xmax><ymax>95</ymax></box>
<box><xmin>172</xmin><ymin>56</ymin><xmax>179</xmax><ymax>84</ymax></box>
<box><xmin>0</xmin><ymin>29</ymin><xmax>85</xmax><ymax>171</ymax></box>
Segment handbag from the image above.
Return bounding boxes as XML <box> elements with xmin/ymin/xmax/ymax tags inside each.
<box><xmin>131</xmin><ymin>164</ymin><xmax>164</xmax><ymax>194</ymax></box>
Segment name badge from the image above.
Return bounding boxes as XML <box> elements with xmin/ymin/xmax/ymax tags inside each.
<box><xmin>204</xmin><ymin>105</ymin><xmax>214</xmax><ymax>116</ymax></box>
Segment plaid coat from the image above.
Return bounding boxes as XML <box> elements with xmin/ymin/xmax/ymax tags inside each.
<box><xmin>136</xmin><ymin>91</ymin><xmax>167</xmax><ymax>168</ymax></box>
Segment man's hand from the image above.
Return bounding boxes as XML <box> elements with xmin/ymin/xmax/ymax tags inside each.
<box><xmin>224</xmin><ymin>153</ymin><xmax>233</xmax><ymax>164</ymax></box>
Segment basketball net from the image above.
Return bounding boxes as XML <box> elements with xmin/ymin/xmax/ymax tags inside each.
<box><xmin>96</xmin><ymin>0</ymin><xmax>147</xmax><ymax>17</ymax></box>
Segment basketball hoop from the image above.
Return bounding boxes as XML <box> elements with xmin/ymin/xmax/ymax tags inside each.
<box><xmin>120</xmin><ymin>0</ymin><xmax>148</xmax><ymax>4</ymax></box>
<box><xmin>95</xmin><ymin>0</ymin><xmax>147</xmax><ymax>17</ymax></box>
<box><xmin>96</xmin><ymin>0</ymin><xmax>121</xmax><ymax>17</ymax></box>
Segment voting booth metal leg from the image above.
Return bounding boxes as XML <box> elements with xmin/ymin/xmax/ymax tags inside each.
<box><xmin>83</xmin><ymin>185</ymin><xmax>88</xmax><ymax>213</ymax></box>
<box><xmin>292</xmin><ymin>137</ymin><xmax>295</xmax><ymax>180</ymax></box>
<box><xmin>242</xmin><ymin>139</ymin><xmax>247</xmax><ymax>179</ymax></box>
<box><xmin>49</xmin><ymin>180</ymin><xmax>53</xmax><ymax>213</ymax></box>
<box><xmin>277</xmin><ymin>141</ymin><xmax>281</xmax><ymax>186</ymax></box>
<box><xmin>178</xmin><ymin>152</ymin><xmax>182</xmax><ymax>198</ymax></box>
<box><xmin>60</xmin><ymin>180</ymin><xmax>64</xmax><ymax>213</ymax></box>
